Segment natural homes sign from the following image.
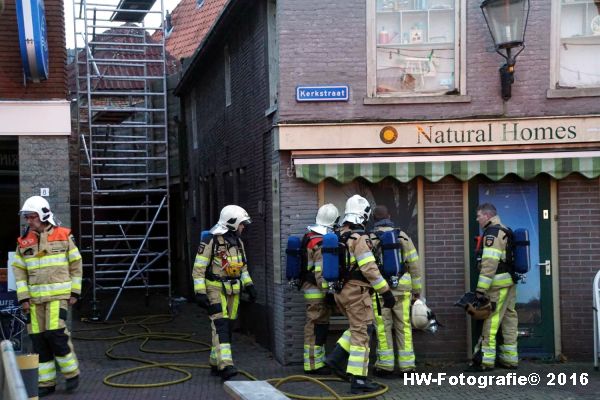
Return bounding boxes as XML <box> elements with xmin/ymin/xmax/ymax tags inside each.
<box><xmin>276</xmin><ymin>115</ymin><xmax>600</xmax><ymax>150</ymax></box>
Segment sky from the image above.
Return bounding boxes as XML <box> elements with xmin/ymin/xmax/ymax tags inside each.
<box><xmin>64</xmin><ymin>0</ymin><xmax>183</xmax><ymax>49</ymax></box>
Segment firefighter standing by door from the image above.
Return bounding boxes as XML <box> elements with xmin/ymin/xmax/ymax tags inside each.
<box><xmin>470</xmin><ymin>203</ymin><xmax>518</xmax><ymax>371</ymax></box>
<box><xmin>324</xmin><ymin>195</ymin><xmax>395</xmax><ymax>394</ymax></box>
<box><xmin>192</xmin><ymin>205</ymin><xmax>257</xmax><ymax>381</ymax></box>
<box><xmin>11</xmin><ymin>196</ymin><xmax>81</xmax><ymax>397</ymax></box>
<box><xmin>369</xmin><ymin>205</ymin><xmax>422</xmax><ymax>377</ymax></box>
<box><xmin>301</xmin><ymin>204</ymin><xmax>339</xmax><ymax>375</ymax></box>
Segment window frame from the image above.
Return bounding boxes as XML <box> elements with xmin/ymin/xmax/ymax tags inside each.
<box><xmin>365</xmin><ymin>0</ymin><xmax>468</xmax><ymax>104</ymax></box>
<box><xmin>548</xmin><ymin>0</ymin><xmax>600</xmax><ymax>98</ymax></box>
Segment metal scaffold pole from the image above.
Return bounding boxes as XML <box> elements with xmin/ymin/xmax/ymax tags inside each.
<box><xmin>72</xmin><ymin>0</ymin><xmax>171</xmax><ymax>321</ymax></box>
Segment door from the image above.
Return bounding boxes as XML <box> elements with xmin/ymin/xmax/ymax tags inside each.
<box><xmin>469</xmin><ymin>177</ymin><xmax>554</xmax><ymax>357</ymax></box>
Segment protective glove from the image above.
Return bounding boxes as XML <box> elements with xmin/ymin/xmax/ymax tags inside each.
<box><xmin>196</xmin><ymin>293</ymin><xmax>210</xmax><ymax>309</ymax></box>
<box><xmin>245</xmin><ymin>284</ymin><xmax>257</xmax><ymax>303</ymax></box>
<box><xmin>381</xmin><ymin>290</ymin><xmax>396</xmax><ymax>309</ymax></box>
<box><xmin>325</xmin><ymin>292</ymin><xmax>336</xmax><ymax>306</ymax></box>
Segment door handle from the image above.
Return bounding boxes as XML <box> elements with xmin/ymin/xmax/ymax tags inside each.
<box><xmin>538</xmin><ymin>260</ymin><xmax>551</xmax><ymax>276</ymax></box>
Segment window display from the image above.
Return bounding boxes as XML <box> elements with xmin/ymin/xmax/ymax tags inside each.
<box><xmin>375</xmin><ymin>0</ymin><xmax>457</xmax><ymax>96</ymax></box>
<box><xmin>558</xmin><ymin>0</ymin><xmax>600</xmax><ymax>87</ymax></box>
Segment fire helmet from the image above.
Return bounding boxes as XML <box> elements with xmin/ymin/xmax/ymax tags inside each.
<box><xmin>342</xmin><ymin>195</ymin><xmax>371</xmax><ymax>225</ymax></box>
<box><xmin>308</xmin><ymin>203</ymin><xmax>339</xmax><ymax>235</ymax></box>
<box><xmin>210</xmin><ymin>205</ymin><xmax>251</xmax><ymax>235</ymax></box>
<box><xmin>19</xmin><ymin>196</ymin><xmax>57</xmax><ymax>226</ymax></box>
<box><xmin>411</xmin><ymin>298</ymin><xmax>440</xmax><ymax>333</ymax></box>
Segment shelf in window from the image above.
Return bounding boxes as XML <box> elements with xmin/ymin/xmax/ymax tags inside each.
<box><xmin>561</xmin><ymin>0</ymin><xmax>598</xmax><ymax>5</ymax></box>
<box><xmin>560</xmin><ymin>35</ymin><xmax>600</xmax><ymax>44</ymax></box>
<box><xmin>377</xmin><ymin>42</ymin><xmax>453</xmax><ymax>50</ymax></box>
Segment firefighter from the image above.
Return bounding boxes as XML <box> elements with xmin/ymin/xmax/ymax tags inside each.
<box><xmin>469</xmin><ymin>203</ymin><xmax>518</xmax><ymax>371</ymax></box>
<box><xmin>301</xmin><ymin>204</ymin><xmax>339</xmax><ymax>375</ymax></box>
<box><xmin>369</xmin><ymin>205</ymin><xmax>422</xmax><ymax>377</ymax></box>
<box><xmin>11</xmin><ymin>196</ymin><xmax>81</xmax><ymax>397</ymax></box>
<box><xmin>324</xmin><ymin>195</ymin><xmax>395</xmax><ymax>394</ymax></box>
<box><xmin>192</xmin><ymin>205</ymin><xmax>257</xmax><ymax>381</ymax></box>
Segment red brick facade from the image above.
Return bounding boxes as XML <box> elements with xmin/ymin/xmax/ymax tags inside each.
<box><xmin>0</xmin><ymin>0</ymin><xmax>67</xmax><ymax>100</ymax></box>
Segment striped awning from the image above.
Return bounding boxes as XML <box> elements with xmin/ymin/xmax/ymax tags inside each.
<box><xmin>293</xmin><ymin>152</ymin><xmax>600</xmax><ymax>184</ymax></box>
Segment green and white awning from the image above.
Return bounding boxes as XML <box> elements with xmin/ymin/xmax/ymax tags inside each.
<box><xmin>294</xmin><ymin>152</ymin><xmax>600</xmax><ymax>184</ymax></box>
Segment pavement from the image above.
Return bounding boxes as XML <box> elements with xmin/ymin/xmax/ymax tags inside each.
<box><xmin>38</xmin><ymin>297</ymin><xmax>599</xmax><ymax>400</ymax></box>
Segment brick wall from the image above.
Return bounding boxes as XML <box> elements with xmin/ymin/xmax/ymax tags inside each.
<box><xmin>419</xmin><ymin>176</ymin><xmax>468</xmax><ymax>359</ymax></box>
<box><xmin>18</xmin><ymin>136</ymin><xmax>71</xmax><ymax>228</ymax></box>
<box><xmin>276</xmin><ymin>0</ymin><xmax>599</xmax><ymax>122</ymax></box>
<box><xmin>0</xmin><ymin>0</ymin><xmax>67</xmax><ymax>100</ymax></box>
<box><xmin>181</xmin><ymin>0</ymin><xmax>277</xmax><ymax>348</ymax></box>
<box><xmin>558</xmin><ymin>174</ymin><xmax>600</xmax><ymax>360</ymax></box>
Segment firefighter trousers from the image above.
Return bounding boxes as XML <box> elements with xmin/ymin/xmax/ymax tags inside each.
<box><xmin>474</xmin><ymin>284</ymin><xmax>518</xmax><ymax>367</ymax></box>
<box><xmin>302</xmin><ymin>282</ymin><xmax>331</xmax><ymax>371</ymax></box>
<box><xmin>26</xmin><ymin>300</ymin><xmax>79</xmax><ymax>387</ymax></box>
<box><xmin>334</xmin><ymin>283</ymin><xmax>373</xmax><ymax>377</ymax></box>
<box><xmin>206</xmin><ymin>282</ymin><xmax>241</xmax><ymax>370</ymax></box>
<box><xmin>373</xmin><ymin>291</ymin><xmax>415</xmax><ymax>372</ymax></box>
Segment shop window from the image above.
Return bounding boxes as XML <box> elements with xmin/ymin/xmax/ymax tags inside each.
<box><xmin>322</xmin><ymin>178</ymin><xmax>418</xmax><ymax>246</ymax></box>
<box><xmin>367</xmin><ymin>0</ymin><xmax>465</xmax><ymax>98</ymax></box>
<box><xmin>553</xmin><ymin>0</ymin><xmax>600</xmax><ymax>89</ymax></box>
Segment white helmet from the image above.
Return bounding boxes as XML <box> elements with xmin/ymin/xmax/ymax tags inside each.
<box><xmin>342</xmin><ymin>195</ymin><xmax>371</xmax><ymax>225</ymax></box>
<box><xmin>210</xmin><ymin>205</ymin><xmax>251</xmax><ymax>235</ymax></box>
<box><xmin>19</xmin><ymin>196</ymin><xmax>57</xmax><ymax>226</ymax></box>
<box><xmin>308</xmin><ymin>203</ymin><xmax>339</xmax><ymax>235</ymax></box>
<box><xmin>411</xmin><ymin>298</ymin><xmax>440</xmax><ymax>333</ymax></box>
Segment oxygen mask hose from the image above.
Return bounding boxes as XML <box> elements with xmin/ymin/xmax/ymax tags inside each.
<box><xmin>73</xmin><ymin>314</ymin><xmax>388</xmax><ymax>399</ymax></box>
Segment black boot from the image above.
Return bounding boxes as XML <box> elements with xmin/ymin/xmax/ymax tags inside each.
<box><xmin>219</xmin><ymin>365</ymin><xmax>238</xmax><ymax>381</ymax></box>
<box><xmin>65</xmin><ymin>375</ymin><xmax>79</xmax><ymax>393</ymax></box>
<box><xmin>210</xmin><ymin>365</ymin><xmax>219</xmax><ymax>376</ymax></box>
<box><xmin>38</xmin><ymin>386</ymin><xmax>56</xmax><ymax>397</ymax></box>
<box><xmin>324</xmin><ymin>344</ymin><xmax>349</xmax><ymax>381</ymax></box>
<box><xmin>305</xmin><ymin>365</ymin><xmax>331</xmax><ymax>375</ymax></box>
<box><xmin>351</xmin><ymin>376</ymin><xmax>381</xmax><ymax>394</ymax></box>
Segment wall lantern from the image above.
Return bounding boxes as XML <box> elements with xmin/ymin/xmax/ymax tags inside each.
<box><xmin>480</xmin><ymin>0</ymin><xmax>530</xmax><ymax>101</ymax></box>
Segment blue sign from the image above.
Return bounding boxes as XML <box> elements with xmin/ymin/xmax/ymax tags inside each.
<box><xmin>296</xmin><ymin>85</ymin><xmax>349</xmax><ymax>102</ymax></box>
<box><xmin>16</xmin><ymin>0</ymin><xmax>50</xmax><ymax>82</ymax></box>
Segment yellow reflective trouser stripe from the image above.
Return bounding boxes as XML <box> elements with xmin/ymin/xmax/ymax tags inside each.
<box><xmin>482</xmin><ymin>287</ymin><xmax>508</xmax><ymax>367</ymax></box>
<box><xmin>411</xmin><ymin>276</ymin><xmax>422</xmax><ymax>290</ymax></box>
<box><xmin>219</xmin><ymin>343</ymin><xmax>233</xmax><ymax>362</ymax></box>
<box><xmin>347</xmin><ymin>345</ymin><xmax>368</xmax><ymax>376</ymax></box>
<box><xmin>48</xmin><ymin>300</ymin><xmax>60</xmax><ymax>330</ymax></box>
<box><xmin>304</xmin><ymin>345</ymin><xmax>326</xmax><ymax>370</ymax></box>
<box><xmin>398</xmin><ymin>295</ymin><xmax>415</xmax><ymax>370</ymax></box>
<box><xmin>30</xmin><ymin>303</ymin><xmax>40</xmax><ymax>334</ymax></box>
<box><xmin>56</xmin><ymin>352</ymin><xmax>78</xmax><ymax>373</ymax></box>
<box><xmin>230</xmin><ymin>295</ymin><xmax>240</xmax><ymax>320</ymax></box>
<box><xmin>499</xmin><ymin>344</ymin><xmax>518</xmax><ymax>365</ymax></box>
<box><xmin>220</xmin><ymin>293</ymin><xmax>229</xmax><ymax>318</ymax></box>
<box><xmin>304</xmin><ymin>288</ymin><xmax>325</xmax><ymax>300</ymax></box>
<box><xmin>373</xmin><ymin>295</ymin><xmax>394</xmax><ymax>371</ymax></box>
<box><xmin>38</xmin><ymin>361</ymin><xmax>57</xmax><ymax>383</ymax></box>
<box><xmin>337</xmin><ymin>330</ymin><xmax>351</xmax><ymax>352</ymax></box>
<box><xmin>209</xmin><ymin>347</ymin><xmax>217</xmax><ymax>366</ymax></box>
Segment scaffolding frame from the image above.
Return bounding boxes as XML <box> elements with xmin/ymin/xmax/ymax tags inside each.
<box><xmin>72</xmin><ymin>0</ymin><xmax>171</xmax><ymax>321</ymax></box>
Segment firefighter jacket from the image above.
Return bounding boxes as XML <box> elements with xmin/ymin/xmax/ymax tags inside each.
<box><xmin>476</xmin><ymin>215</ymin><xmax>513</xmax><ymax>295</ymax></box>
<box><xmin>339</xmin><ymin>226</ymin><xmax>390</xmax><ymax>294</ymax></box>
<box><xmin>370</xmin><ymin>222</ymin><xmax>422</xmax><ymax>295</ymax></box>
<box><xmin>12</xmin><ymin>226</ymin><xmax>83</xmax><ymax>304</ymax></box>
<box><xmin>193</xmin><ymin>232</ymin><xmax>253</xmax><ymax>295</ymax></box>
